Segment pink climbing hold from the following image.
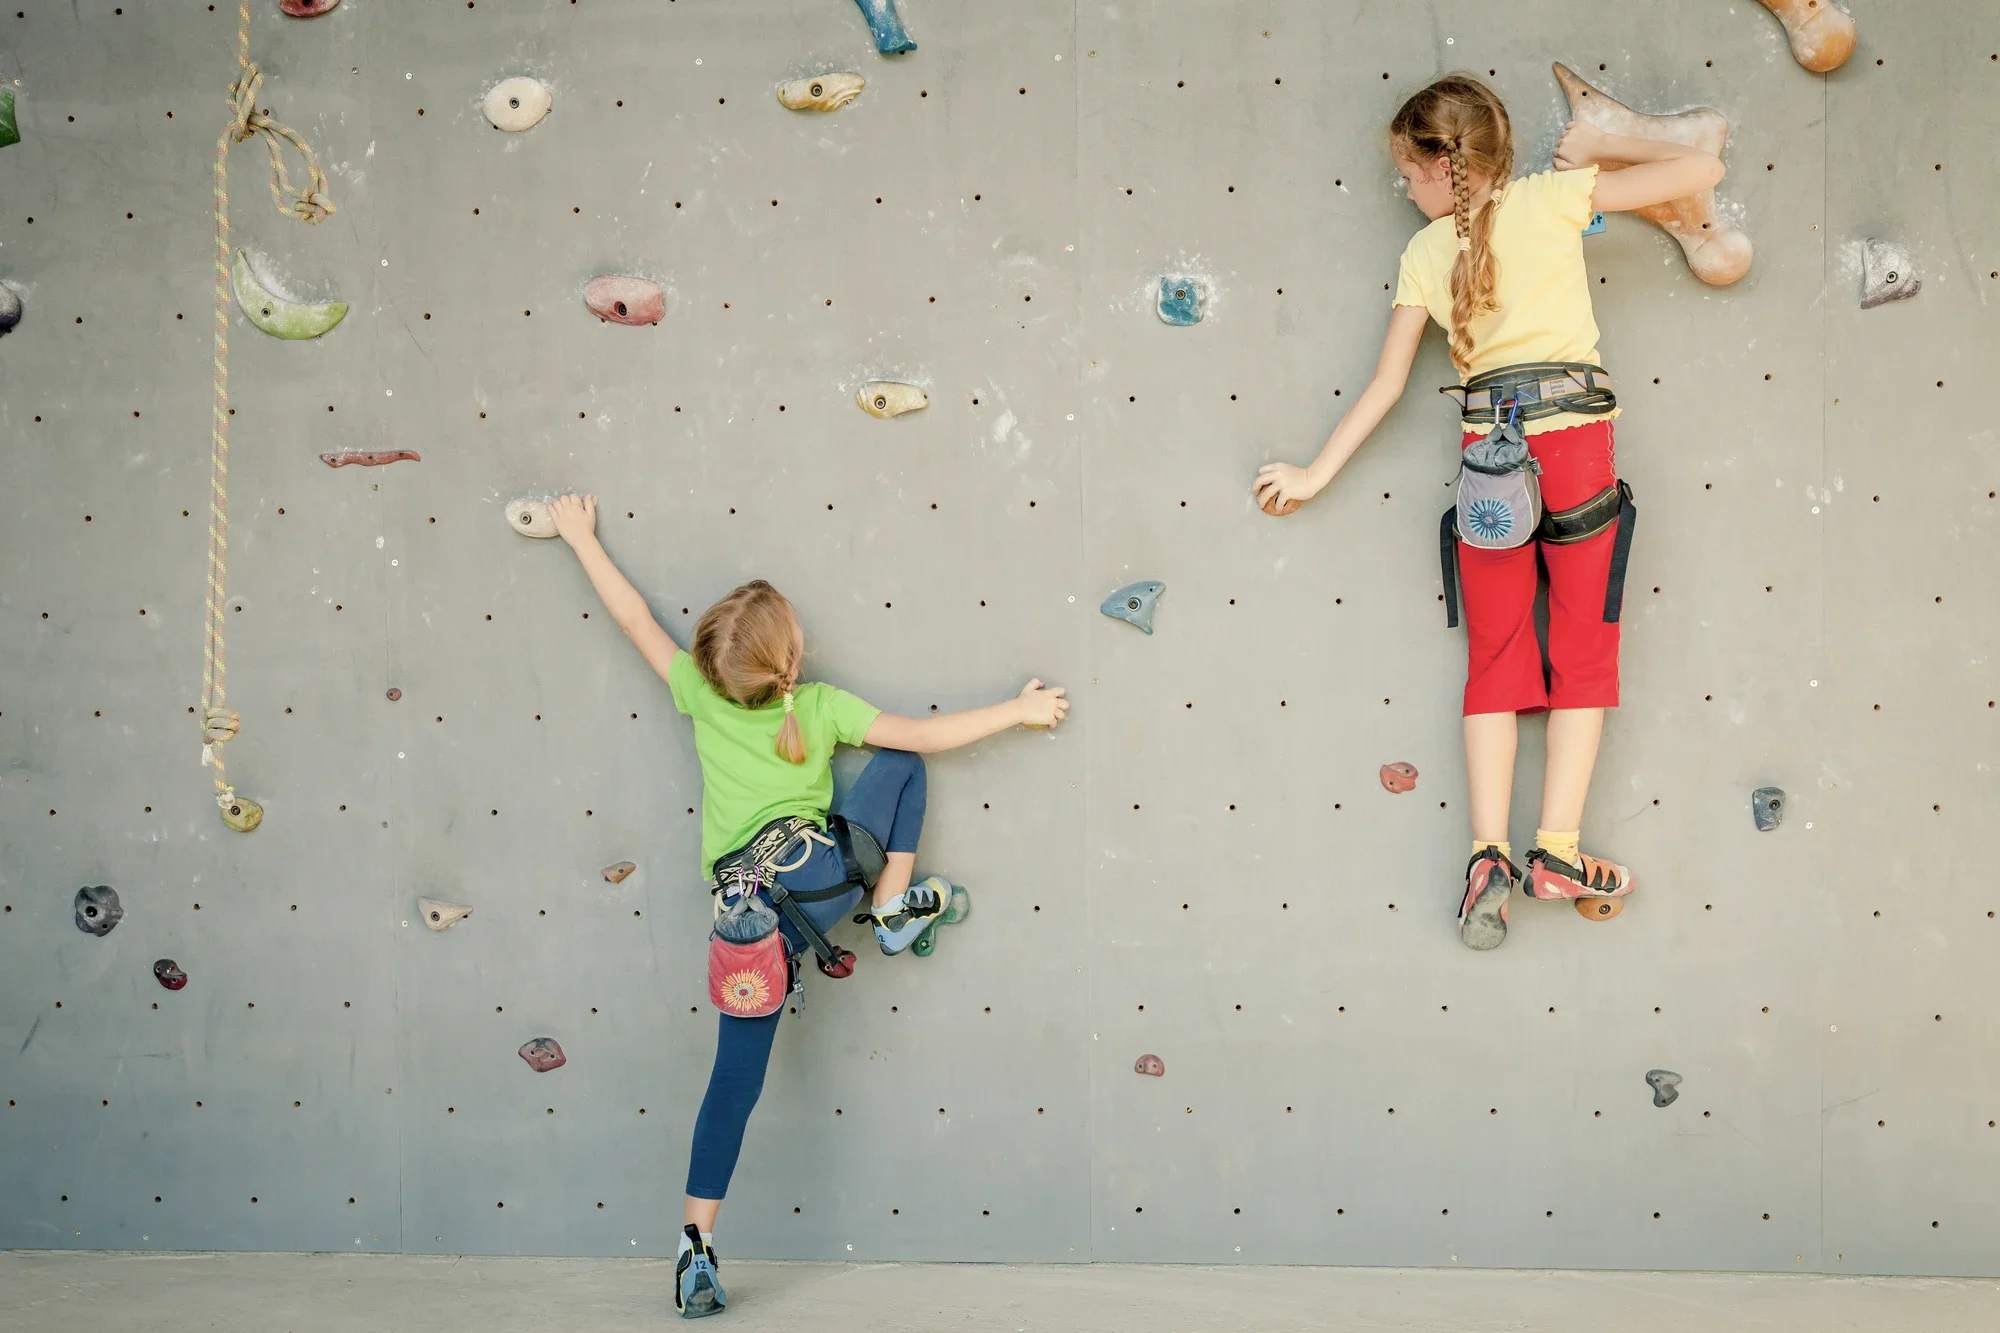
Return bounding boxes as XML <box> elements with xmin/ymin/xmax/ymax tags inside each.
<box><xmin>320</xmin><ymin>450</ymin><xmax>420</xmax><ymax>468</ymax></box>
<box><xmin>1379</xmin><ymin>762</ymin><xmax>1419</xmax><ymax>795</ymax></box>
<box><xmin>518</xmin><ymin>1038</ymin><xmax>566</xmax><ymax>1073</ymax></box>
<box><xmin>279</xmin><ymin>0</ymin><xmax>341</xmax><ymax>15</ymax></box>
<box><xmin>153</xmin><ymin>959</ymin><xmax>188</xmax><ymax>991</ymax></box>
<box><xmin>584</xmin><ymin>275</ymin><xmax>665</xmax><ymax>326</ymax></box>
<box><xmin>1134</xmin><ymin>1053</ymin><xmax>1165</xmax><ymax>1078</ymax></box>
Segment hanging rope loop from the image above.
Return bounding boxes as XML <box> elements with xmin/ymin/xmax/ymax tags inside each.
<box><xmin>223</xmin><ymin>59</ymin><xmax>335</xmax><ymax>224</ymax></box>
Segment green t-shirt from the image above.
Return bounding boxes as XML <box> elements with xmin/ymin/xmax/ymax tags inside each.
<box><xmin>667</xmin><ymin>651</ymin><xmax>882</xmax><ymax>877</ymax></box>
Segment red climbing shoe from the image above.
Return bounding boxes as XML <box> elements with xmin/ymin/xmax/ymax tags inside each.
<box><xmin>1458</xmin><ymin>848</ymin><xmax>1517</xmax><ymax>951</ymax></box>
<box><xmin>1524</xmin><ymin>848</ymin><xmax>1633</xmax><ymax>901</ymax></box>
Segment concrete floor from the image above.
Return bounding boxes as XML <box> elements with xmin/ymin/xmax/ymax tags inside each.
<box><xmin>2</xmin><ymin>1253</ymin><xmax>1996</xmax><ymax>1332</ymax></box>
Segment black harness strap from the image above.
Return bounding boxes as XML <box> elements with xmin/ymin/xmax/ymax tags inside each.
<box><xmin>1599</xmin><ymin>482</ymin><xmax>1636</xmax><ymax>624</ymax></box>
<box><xmin>1441</xmin><ymin>505</ymin><xmax>1463</xmax><ymax>630</ymax></box>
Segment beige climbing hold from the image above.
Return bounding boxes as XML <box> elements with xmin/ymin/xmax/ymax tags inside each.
<box><xmin>484</xmin><ymin>77</ymin><xmax>553</xmax><ymax>132</ymax></box>
<box><xmin>857</xmin><ymin>381</ymin><xmax>928</xmax><ymax>418</ymax></box>
<box><xmin>1553</xmin><ymin>63</ymin><xmax>1752</xmax><ymax>288</ymax></box>
<box><xmin>602</xmin><ymin>861</ymin><xmax>637</xmax><ymax>884</ymax></box>
<box><xmin>777</xmin><ymin>72</ymin><xmax>865</xmax><ymax>112</ymax></box>
<box><xmin>1756</xmin><ymin>0</ymin><xmax>1857</xmax><ymax>73</ymax></box>
<box><xmin>219</xmin><ymin>793</ymin><xmax>264</xmax><ymax>833</ymax></box>
<box><xmin>506</xmin><ymin>498</ymin><xmax>559</xmax><ymax>538</ymax></box>
<box><xmin>420</xmin><ymin>898</ymin><xmax>473</xmax><ymax>931</ymax></box>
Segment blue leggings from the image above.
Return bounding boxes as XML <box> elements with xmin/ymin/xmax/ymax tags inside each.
<box><xmin>685</xmin><ymin>749</ymin><xmax>926</xmax><ymax>1200</ymax></box>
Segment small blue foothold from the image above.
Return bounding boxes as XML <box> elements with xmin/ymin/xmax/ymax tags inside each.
<box><xmin>1100</xmin><ymin>581</ymin><xmax>1165</xmax><ymax>635</ymax></box>
<box><xmin>853</xmin><ymin>0</ymin><xmax>917</xmax><ymax>55</ymax></box>
<box><xmin>1645</xmin><ymin>1069</ymin><xmax>1681</xmax><ymax>1108</ymax></box>
<box><xmin>1751</xmin><ymin>786</ymin><xmax>1785</xmax><ymax>832</ymax></box>
<box><xmin>1158</xmin><ymin>276</ymin><xmax>1202</xmax><ymax>326</ymax></box>
<box><xmin>1582</xmin><ymin>212</ymin><xmax>1606</xmax><ymax>237</ymax></box>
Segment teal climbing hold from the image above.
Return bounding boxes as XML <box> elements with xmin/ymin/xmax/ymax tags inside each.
<box><xmin>0</xmin><ymin>88</ymin><xmax>18</xmax><ymax>149</ymax></box>
<box><xmin>853</xmin><ymin>0</ymin><xmax>917</xmax><ymax>55</ymax></box>
<box><xmin>1582</xmin><ymin>212</ymin><xmax>1606</xmax><ymax>237</ymax></box>
<box><xmin>1101</xmin><ymin>581</ymin><xmax>1165</xmax><ymax>635</ymax></box>
<box><xmin>1158</xmin><ymin>276</ymin><xmax>1203</xmax><ymax>326</ymax></box>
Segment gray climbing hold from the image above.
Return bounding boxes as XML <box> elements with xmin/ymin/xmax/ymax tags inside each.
<box><xmin>74</xmin><ymin>885</ymin><xmax>123</xmax><ymax>937</ymax></box>
<box><xmin>1157</xmin><ymin>276</ymin><xmax>1203</xmax><ymax>326</ymax></box>
<box><xmin>853</xmin><ymin>0</ymin><xmax>917</xmax><ymax>55</ymax></box>
<box><xmin>1100</xmin><ymin>581</ymin><xmax>1165</xmax><ymax>635</ymax></box>
<box><xmin>1861</xmin><ymin>239</ymin><xmax>1920</xmax><ymax>309</ymax></box>
<box><xmin>1752</xmin><ymin>786</ymin><xmax>1785</xmax><ymax>832</ymax></box>
<box><xmin>506</xmin><ymin>498</ymin><xmax>560</xmax><ymax>538</ymax></box>
<box><xmin>420</xmin><ymin>898</ymin><xmax>472</xmax><ymax>931</ymax></box>
<box><xmin>1645</xmin><ymin>1069</ymin><xmax>1681</xmax><ymax>1108</ymax></box>
<box><xmin>0</xmin><ymin>282</ymin><xmax>20</xmax><ymax>335</ymax></box>
<box><xmin>519</xmin><ymin>1037</ymin><xmax>567</xmax><ymax>1073</ymax></box>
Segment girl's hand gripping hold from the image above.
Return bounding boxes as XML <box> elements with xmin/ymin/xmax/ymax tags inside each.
<box><xmin>1017</xmin><ymin>678</ymin><xmax>1069</xmax><ymax>729</ymax></box>
<box><xmin>1252</xmin><ymin>462</ymin><xmax>1322</xmax><ymax>517</ymax></box>
<box><xmin>549</xmin><ymin>492</ymin><xmax>598</xmax><ymax>547</ymax></box>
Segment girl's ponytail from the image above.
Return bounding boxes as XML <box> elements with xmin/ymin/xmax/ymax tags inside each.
<box><xmin>691</xmin><ymin>580</ymin><xmax>812</xmax><ymax>766</ymax></box>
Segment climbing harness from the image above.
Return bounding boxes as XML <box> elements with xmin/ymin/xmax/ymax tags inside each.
<box><xmin>201</xmin><ymin>2</ymin><xmax>335</xmax><ymax>831</ymax></box>
<box><xmin>705</xmin><ymin>814</ymin><xmax>885</xmax><ymax>1007</ymax></box>
<box><xmin>1436</xmin><ymin>362</ymin><xmax>1635</xmax><ymax>629</ymax></box>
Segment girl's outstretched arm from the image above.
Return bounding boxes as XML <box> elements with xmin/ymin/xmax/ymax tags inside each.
<box><xmin>864</xmin><ymin>679</ymin><xmax>1067</xmax><ymax>755</ymax></box>
<box><xmin>1253</xmin><ymin>303</ymin><xmax>1428</xmax><ymax>513</ymax></box>
<box><xmin>548</xmin><ymin>493</ymin><xmax>682</xmax><ymax>683</ymax></box>
<box><xmin>1556</xmin><ymin>122</ymin><xmax>1726</xmax><ymax>213</ymax></box>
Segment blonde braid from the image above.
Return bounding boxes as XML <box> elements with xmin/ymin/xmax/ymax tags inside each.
<box><xmin>1446</xmin><ymin>140</ymin><xmax>1479</xmax><ymax>372</ymax></box>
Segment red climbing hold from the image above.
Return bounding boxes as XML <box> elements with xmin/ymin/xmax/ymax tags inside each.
<box><xmin>154</xmin><ymin>959</ymin><xmax>188</xmax><ymax>991</ymax></box>
<box><xmin>584</xmin><ymin>275</ymin><xmax>665</xmax><ymax>326</ymax></box>
<box><xmin>385</xmin><ymin>688</ymin><xmax>402</xmax><ymax>702</ymax></box>
<box><xmin>602</xmin><ymin>861</ymin><xmax>637</xmax><ymax>884</ymax></box>
<box><xmin>1379</xmin><ymin>762</ymin><xmax>1419</xmax><ymax>794</ymax></box>
<box><xmin>279</xmin><ymin>0</ymin><xmax>341</xmax><ymax>16</ymax></box>
<box><xmin>320</xmin><ymin>451</ymin><xmax>420</xmax><ymax>468</ymax></box>
<box><xmin>518</xmin><ymin>1038</ymin><xmax>566</xmax><ymax>1073</ymax></box>
<box><xmin>1134</xmin><ymin>1053</ymin><xmax>1165</xmax><ymax>1077</ymax></box>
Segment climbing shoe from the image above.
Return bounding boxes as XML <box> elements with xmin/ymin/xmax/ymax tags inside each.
<box><xmin>675</xmin><ymin>1224</ymin><xmax>726</xmax><ymax>1319</ymax></box>
<box><xmin>1524</xmin><ymin>848</ymin><xmax>1633</xmax><ymax>901</ymax></box>
<box><xmin>1458</xmin><ymin>848</ymin><xmax>1517</xmax><ymax>952</ymax></box>
<box><xmin>857</xmin><ymin>875</ymin><xmax>951</xmax><ymax>955</ymax></box>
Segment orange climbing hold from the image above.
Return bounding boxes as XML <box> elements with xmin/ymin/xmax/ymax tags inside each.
<box><xmin>603</xmin><ymin>861</ymin><xmax>637</xmax><ymax>884</ymax></box>
<box><xmin>1756</xmin><ymin>0</ymin><xmax>1857</xmax><ymax>72</ymax></box>
<box><xmin>1134</xmin><ymin>1053</ymin><xmax>1165</xmax><ymax>1077</ymax></box>
<box><xmin>584</xmin><ymin>275</ymin><xmax>665</xmax><ymax>326</ymax></box>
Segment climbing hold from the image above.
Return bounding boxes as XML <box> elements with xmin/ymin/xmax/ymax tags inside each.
<box><xmin>518</xmin><ymin>1037</ymin><xmax>566</xmax><ymax>1073</ymax></box>
<box><xmin>602</xmin><ymin>861</ymin><xmax>637</xmax><ymax>884</ymax></box>
<box><xmin>420</xmin><ymin>898</ymin><xmax>472</xmax><ymax>931</ymax></box>
<box><xmin>1552</xmin><ymin>64</ymin><xmax>1752</xmax><ymax>287</ymax></box>
<box><xmin>777</xmin><ymin>72</ymin><xmax>865</xmax><ymax>112</ymax></box>
<box><xmin>1577</xmin><ymin>897</ymin><xmax>1623</xmax><ymax>921</ymax></box>
<box><xmin>505</xmin><ymin>498</ymin><xmax>560</xmax><ymax>539</ymax></box>
<box><xmin>73</xmin><ymin>886</ymin><xmax>123</xmax><ymax>937</ymax></box>
<box><xmin>153</xmin><ymin>959</ymin><xmax>188</xmax><ymax>991</ymax></box>
<box><xmin>385</xmin><ymin>688</ymin><xmax>402</xmax><ymax>702</ymax></box>
<box><xmin>1379</xmin><ymin>762</ymin><xmax>1419</xmax><ymax>795</ymax></box>
<box><xmin>320</xmin><ymin>450</ymin><xmax>420</xmax><ymax>468</ymax></box>
<box><xmin>1157</xmin><ymin>276</ymin><xmax>1204</xmax><ymax>326</ymax></box>
<box><xmin>583</xmin><ymin>275</ymin><xmax>665</xmax><ymax>326</ymax></box>
<box><xmin>483</xmin><ymin>77</ymin><xmax>552</xmax><ymax>133</ymax></box>
<box><xmin>1645</xmin><ymin>1069</ymin><xmax>1682</xmax><ymax>1108</ymax></box>
<box><xmin>0</xmin><ymin>283</ymin><xmax>20</xmax><ymax>335</ymax></box>
<box><xmin>1755</xmin><ymin>0</ymin><xmax>1857</xmax><ymax>72</ymax></box>
<box><xmin>1134</xmin><ymin>1054</ymin><xmax>1166</xmax><ymax>1078</ymax></box>
<box><xmin>857</xmin><ymin>381</ymin><xmax>928</xmax><ymax>418</ymax></box>
<box><xmin>1261</xmin><ymin>491</ymin><xmax>1300</xmax><ymax>517</ymax></box>
<box><xmin>1100</xmin><ymin>581</ymin><xmax>1165</xmax><ymax>635</ymax></box>
<box><xmin>219</xmin><ymin>794</ymin><xmax>264</xmax><ymax>833</ymax></box>
<box><xmin>1860</xmin><ymin>240</ymin><xmax>1921</xmax><ymax>309</ymax></box>
<box><xmin>231</xmin><ymin>250</ymin><xmax>347</xmax><ymax>339</ymax></box>
<box><xmin>852</xmin><ymin>0</ymin><xmax>917</xmax><ymax>55</ymax></box>
<box><xmin>0</xmin><ymin>88</ymin><xmax>17</xmax><ymax>149</ymax></box>
<box><xmin>1752</xmin><ymin>786</ymin><xmax>1785</xmax><ymax>832</ymax></box>
<box><xmin>279</xmin><ymin>0</ymin><xmax>341</xmax><ymax>15</ymax></box>
<box><xmin>1582</xmin><ymin>211</ymin><xmax>1607</xmax><ymax>237</ymax></box>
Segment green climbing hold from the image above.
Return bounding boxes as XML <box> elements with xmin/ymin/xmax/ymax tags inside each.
<box><xmin>0</xmin><ymin>89</ymin><xmax>17</xmax><ymax>149</ymax></box>
<box><xmin>910</xmin><ymin>883</ymin><xmax>970</xmax><ymax>958</ymax></box>
<box><xmin>231</xmin><ymin>249</ymin><xmax>347</xmax><ymax>340</ymax></box>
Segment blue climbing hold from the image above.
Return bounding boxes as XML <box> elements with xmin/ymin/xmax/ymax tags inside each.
<box><xmin>1751</xmin><ymin>786</ymin><xmax>1785</xmax><ymax>832</ymax></box>
<box><xmin>1100</xmin><ymin>581</ymin><xmax>1165</xmax><ymax>635</ymax></box>
<box><xmin>1582</xmin><ymin>212</ymin><xmax>1606</xmax><ymax>237</ymax></box>
<box><xmin>852</xmin><ymin>0</ymin><xmax>917</xmax><ymax>54</ymax></box>
<box><xmin>1158</xmin><ymin>276</ymin><xmax>1202</xmax><ymax>326</ymax></box>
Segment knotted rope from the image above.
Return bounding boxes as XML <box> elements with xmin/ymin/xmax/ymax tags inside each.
<box><xmin>203</xmin><ymin>0</ymin><xmax>335</xmax><ymax>822</ymax></box>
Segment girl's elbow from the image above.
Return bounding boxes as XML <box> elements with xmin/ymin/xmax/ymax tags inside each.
<box><xmin>1706</xmin><ymin>156</ymin><xmax>1727</xmax><ymax>187</ymax></box>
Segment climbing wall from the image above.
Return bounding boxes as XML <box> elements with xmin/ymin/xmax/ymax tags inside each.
<box><xmin>2</xmin><ymin>0</ymin><xmax>1995</xmax><ymax>1276</ymax></box>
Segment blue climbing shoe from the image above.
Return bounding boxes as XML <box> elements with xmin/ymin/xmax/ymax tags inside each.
<box><xmin>859</xmin><ymin>876</ymin><xmax>951</xmax><ymax>955</ymax></box>
<box><xmin>675</xmin><ymin>1225</ymin><xmax>726</xmax><ymax>1319</ymax></box>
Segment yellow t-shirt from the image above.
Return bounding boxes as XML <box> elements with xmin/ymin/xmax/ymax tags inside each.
<box><xmin>1393</xmin><ymin>166</ymin><xmax>1617</xmax><ymax>436</ymax></box>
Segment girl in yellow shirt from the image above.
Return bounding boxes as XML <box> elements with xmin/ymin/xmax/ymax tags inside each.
<box><xmin>1253</xmin><ymin>75</ymin><xmax>1723</xmax><ymax>950</ymax></box>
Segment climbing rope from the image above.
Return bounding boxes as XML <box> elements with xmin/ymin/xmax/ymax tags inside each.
<box><xmin>203</xmin><ymin>1</ymin><xmax>335</xmax><ymax>828</ymax></box>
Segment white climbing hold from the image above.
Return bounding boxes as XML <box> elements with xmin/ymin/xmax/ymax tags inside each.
<box><xmin>1860</xmin><ymin>239</ymin><xmax>1921</xmax><ymax>309</ymax></box>
<box><xmin>776</xmin><ymin>72</ymin><xmax>865</xmax><ymax>112</ymax></box>
<box><xmin>484</xmin><ymin>77</ymin><xmax>553</xmax><ymax>132</ymax></box>
<box><xmin>419</xmin><ymin>898</ymin><xmax>473</xmax><ymax>930</ymax></box>
<box><xmin>506</xmin><ymin>498</ymin><xmax>560</xmax><ymax>538</ymax></box>
<box><xmin>857</xmin><ymin>381</ymin><xmax>928</xmax><ymax>418</ymax></box>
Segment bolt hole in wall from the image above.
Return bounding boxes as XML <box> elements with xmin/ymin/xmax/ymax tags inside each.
<box><xmin>0</xmin><ymin>0</ymin><xmax>1990</xmax><ymax>1281</ymax></box>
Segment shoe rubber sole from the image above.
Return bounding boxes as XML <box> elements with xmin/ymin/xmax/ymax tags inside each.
<box><xmin>1458</xmin><ymin>878</ymin><xmax>1509</xmax><ymax>951</ymax></box>
<box><xmin>679</xmin><ymin>1271</ymin><xmax>723</xmax><ymax>1319</ymax></box>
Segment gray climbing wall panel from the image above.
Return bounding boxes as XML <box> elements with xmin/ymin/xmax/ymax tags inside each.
<box><xmin>0</xmin><ymin>0</ymin><xmax>1994</xmax><ymax>1276</ymax></box>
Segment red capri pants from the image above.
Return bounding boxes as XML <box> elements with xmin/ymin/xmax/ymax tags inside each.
<box><xmin>1458</xmin><ymin>419</ymin><xmax>1621</xmax><ymax>716</ymax></box>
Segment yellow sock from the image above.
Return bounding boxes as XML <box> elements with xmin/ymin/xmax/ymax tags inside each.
<box><xmin>1472</xmin><ymin>840</ymin><xmax>1511</xmax><ymax>860</ymax></box>
<box><xmin>1536</xmin><ymin>829</ymin><xmax>1580</xmax><ymax>864</ymax></box>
